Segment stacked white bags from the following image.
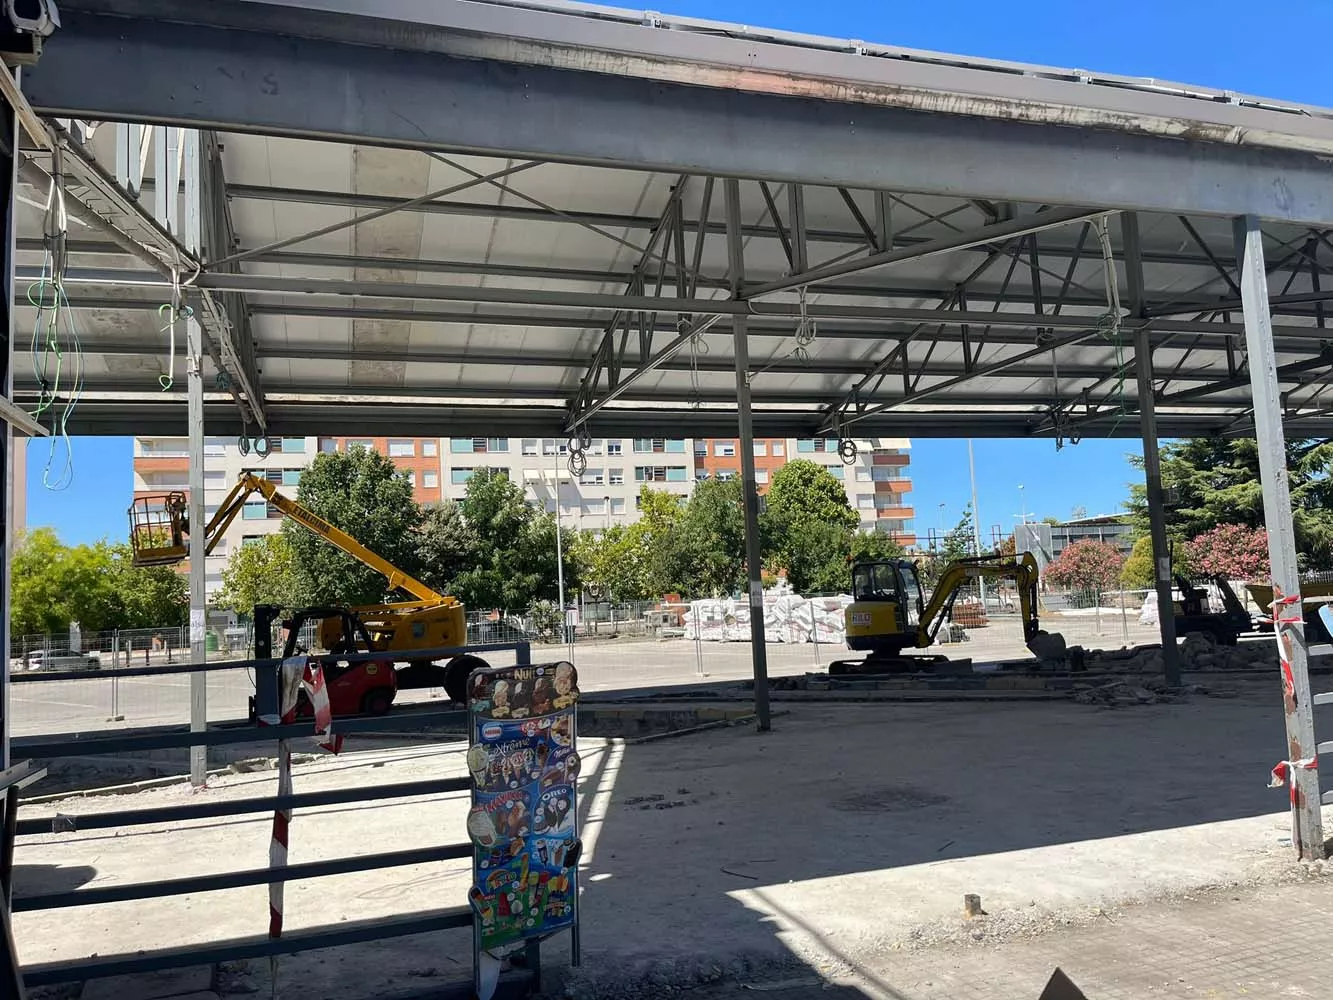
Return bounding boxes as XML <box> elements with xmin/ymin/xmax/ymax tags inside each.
<box><xmin>681</xmin><ymin>591</ymin><xmax>854</xmax><ymax>644</ymax></box>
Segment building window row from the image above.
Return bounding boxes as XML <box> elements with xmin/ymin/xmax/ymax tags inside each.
<box><xmin>635</xmin><ymin>466</ymin><xmax>688</xmax><ymax>483</ymax></box>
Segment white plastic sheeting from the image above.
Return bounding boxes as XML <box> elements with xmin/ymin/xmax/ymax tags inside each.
<box><xmin>682</xmin><ymin>592</ymin><xmax>853</xmax><ymax>643</ymax></box>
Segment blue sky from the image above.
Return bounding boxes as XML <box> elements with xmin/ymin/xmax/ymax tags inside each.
<box><xmin>22</xmin><ymin>0</ymin><xmax>1329</xmax><ymax>546</ymax></box>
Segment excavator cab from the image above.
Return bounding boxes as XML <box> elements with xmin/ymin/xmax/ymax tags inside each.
<box><xmin>846</xmin><ymin>559</ymin><xmax>923</xmax><ymax>656</ymax></box>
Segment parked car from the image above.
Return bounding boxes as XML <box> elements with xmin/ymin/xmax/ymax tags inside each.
<box><xmin>23</xmin><ymin>649</ymin><xmax>99</xmax><ymax>671</ymax></box>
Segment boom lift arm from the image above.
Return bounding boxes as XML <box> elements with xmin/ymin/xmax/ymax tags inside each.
<box><xmin>917</xmin><ymin>552</ymin><xmax>1041</xmax><ymax>648</ymax></box>
<box><xmin>128</xmin><ymin>473</ymin><xmax>447</xmax><ymax>607</ymax></box>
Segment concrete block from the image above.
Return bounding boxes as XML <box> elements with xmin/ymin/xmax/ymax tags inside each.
<box><xmin>80</xmin><ymin>966</ymin><xmax>213</xmax><ymax>1000</ymax></box>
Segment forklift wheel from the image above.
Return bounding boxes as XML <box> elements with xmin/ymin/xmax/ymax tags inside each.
<box><xmin>444</xmin><ymin>654</ymin><xmax>491</xmax><ymax>704</ymax></box>
<box><xmin>360</xmin><ymin>688</ymin><xmax>394</xmax><ymax>716</ymax></box>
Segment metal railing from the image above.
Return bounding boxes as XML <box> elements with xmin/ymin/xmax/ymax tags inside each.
<box><xmin>7</xmin><ymin>639</ymin><xmax>538</xmax><ymax>994</ymax></box>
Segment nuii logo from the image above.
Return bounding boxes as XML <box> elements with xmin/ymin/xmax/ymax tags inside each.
<box><xmin>482</xmin><ymin>723</ymin><xmax>504</xmax><ymax>740</ymax></box>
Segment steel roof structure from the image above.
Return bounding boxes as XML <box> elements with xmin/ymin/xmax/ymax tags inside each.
<box><xmin>7</xmin><ymin>0</ymin><xmax>1333</xmax><ymax>441</ymax></box>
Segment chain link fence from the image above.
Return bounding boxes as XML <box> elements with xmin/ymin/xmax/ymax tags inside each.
<box><xmin>8</xmin><ymin>586</ymin><xmax>1191</xmax><ymax>739</ymax></box>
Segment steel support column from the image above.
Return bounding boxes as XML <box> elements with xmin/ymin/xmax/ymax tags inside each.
<box><xmin>725</xmin><ymin>179</ymin><xmax>771</xmax><ymax>733</ymax></box>
<box><xmin>1123</xmin><ymin>213</ymin><xmax>1181</xmax><ymax>688</ymax></box>
<box><xmin>0</xmin><ymin>71</ymin><xmax>15</xmax><ymax>775</ymax></box>
<box><xmin>1234</xmin><ymin>213</ymin><xmax>1325</xmax><ymax>860</ymax></box>
<box><xmin>184</xmin><ymin>130</ymin><xmax>207</xmax><ymax>786</ymax></box>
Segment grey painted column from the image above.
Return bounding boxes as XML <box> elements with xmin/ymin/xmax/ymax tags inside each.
<box><xmin>1234</xmin><ymin>214</ymin><xmax>1324</xmax><ymax>860</ymax></box>
<box><xmin>184</xmin><ymin>130</ymin><xmax>208</xmax><ymax>785</ymax></box>
<box><xmin>0</xmin><ymin>77</ymin><xmax>16</xmax><ymax>771</ymax></box>
<box><xmin>724</xmin><ymin>178</ymin><xmax>771</xmax><ymax>732</ymax></box>
<box><xmin>1122</xmin><ymin>213</ymin><xmax>1181</xmax><ymax>687</ymax></box>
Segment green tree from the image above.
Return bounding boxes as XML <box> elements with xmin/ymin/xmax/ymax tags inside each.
<box><xmin>633</xmin><ymin>487</ymin><xmax>686</xmax><ymax>597</ymax></box>
<box><xmin>848</xmin><ymin>529</ymin><xmax>906</xmax><ymax>566</ymax></box>
<box><xmin>1127</xmin><ymin>438</ymin><xmax>1333</xmax><ymax>570</ymax></box>
<box><xmin>761</xmin><ymin>460</ymin><xmax>859</xmax><ymax>593</ymax></box>
<box><xmin>213</xmin><ymin>535</ymin><xmax>300</xmax><ymax>615</ymax></box>
<box><xmin>415</xmin><ymin>500</ymin><xmax>480</xmax><ymax>598</ymax></box>
<box><xmin>282</xmin><ymin>447</ymin><xmax>424</xmax><ymax>606</ymax></box>
<box><xmin>452</xmin><ymin>469</ymin><xmax>574</xmax><ymax>611</ymax></box>
<box><xmin>1120</xmin><ymin>534</ymin><xmax>1156</xmax><ymax>590</ymax></box>
<box><xmin>11</xmin><ymin>530</ymin><xmax>187</xmax><ymax>636</ymax></box>
<box><xmin>677</xmin><ymin>477</ymin><xmax>746</xmax><ymax>597</ymax></box>
<box><xmin>572</xmin><ymin>524</ymin><xmax>647</xmax><ymax>601</ymax></box>
<box><xmin>112</xmin><ymin>544</ymin><xmax>188</xmax><ymax>629</ymax></box>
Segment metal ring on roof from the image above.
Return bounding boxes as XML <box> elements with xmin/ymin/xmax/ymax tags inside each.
<box><xmin>253</xmin><ymin>436</ymin><xmax>272</xmax><ymax>457</ymax></box>
<box><xmin>568</xmin><ymin>449</ymin><xmax>587</xmax><ymax>477</ymax></box>
<box><xmin>237</xmin><ymin>436</ymin><xmax>250</xmax><ymax>457</ymax></box>
<box><xmin>839</xmin><ymin>438</ymin><xmax>858</xmax><ymax>465</ymax></box>
<box><xmin>567</xmin><ymin>435</ymin><xmax>584</xmax><ymax>454</ymax></box>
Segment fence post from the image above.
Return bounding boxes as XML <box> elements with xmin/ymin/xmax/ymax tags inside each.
<box><xmin>809</xmin><ymin>598</ymin><xmax>821</xmax><ymax>668</ymax></box>
<box><xmin>1120</xmin><ymin>587</ymin><xmax>1130</xmax><ymax>644</ymax></box>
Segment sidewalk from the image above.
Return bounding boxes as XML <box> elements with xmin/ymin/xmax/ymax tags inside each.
<box><xmin>679</xmin><ymin>874</ymin><xmax>1333</xmax><ymax>1000</ymax></box>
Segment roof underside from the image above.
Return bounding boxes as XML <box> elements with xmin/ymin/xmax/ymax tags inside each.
<box><xmin>12</xmin><ymin>0</ymin><xmax>1333</xmax><ymax>439</ymax></box>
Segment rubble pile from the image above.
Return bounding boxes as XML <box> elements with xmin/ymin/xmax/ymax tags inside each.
<box><xmin>683</xmin><ymin>592</ymin><xmax>852</xmax><ymax>644</ymax></box>
<box><xmin>1080</xmin><ymin>632</ymin><xmax>1279</xmax><ymax>673</ymax></box>
<box><xmin>1072</xmin><ymin>678</ymin><xmax>1236</xmax><ymax>706</ymax></box>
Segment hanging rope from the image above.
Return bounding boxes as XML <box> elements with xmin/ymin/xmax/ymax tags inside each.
<box><xmin>1094</xmin><ymin>216</ymin><xmax>1130</xmax><ymax>437</ymax></box>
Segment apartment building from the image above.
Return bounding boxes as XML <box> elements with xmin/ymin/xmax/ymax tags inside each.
<box><xmin>134</xmin><ymin>433</ymin><xmax>915</xmax><ymax>596</ymax></box>
<box><xmin>132</xmin><ymin>435</ymin><xmax>439</xmax><ymax>597</ymax></box>
<box><xmin>693</xmin><ymin>437</ymin><xmax>915</xmax><ymax>546</ymax></box>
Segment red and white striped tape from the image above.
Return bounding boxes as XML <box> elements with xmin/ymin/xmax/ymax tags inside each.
<box><xmin>268</xmin><ymin>657</ymin><xmax>344</xmax><ymax>991</ymax></box>
<box><xmin>1268</xmin><ymin>586</ymin><xmax>1318</xmax><ymax>808</ymax></box>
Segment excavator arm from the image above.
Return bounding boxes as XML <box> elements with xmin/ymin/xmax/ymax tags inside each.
<box><xmin>128</xmin><ymin>473</ymin><xmax>447</xmax><ymax>606</ymax></box>
<box><xmin>916</xmin><ymin>552</ymin><xmax>1041</xmax><ymax>648</ymax></box>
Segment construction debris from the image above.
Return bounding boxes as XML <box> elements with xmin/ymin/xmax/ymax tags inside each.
<box><xmin>683</xmin><ymin>591</ymin><xmax>852</xmax><ymax>644</ymax></box>
<box><xmin>1071</xmin><ymin>678</ymin><xmax>1235</xmax><ymax>707</ymax></box>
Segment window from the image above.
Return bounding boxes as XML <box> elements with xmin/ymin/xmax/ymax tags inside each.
<box><xmin>203</xmin><ymin>439</ymin><xmax>226</xmax><ymax>457</ymax></box>
<box><xmin>666</xmin><ymin>467</ymin><xmax>687</xmax><ymax>482</ymax></box>
<box><xmin>450</xmin><ymin>438</ymin><xmax>473</xmax><ymax>453</ymax></box>
<box><xmin>242</xmin><ymin>535</ymin><xmax>266</xmax><ymax>548</ymax></box>
<box><xmin>715</xmin><ymin>442</ymin><xmax>735</xmax><ymax>457</ymax></box>
<box><xmin>489</xmin><ymin>467</ymin><xmax>511</xmax><ymax>480</ymax></box>
<box><xmin>585</xmin><ymin>499</ymin><xmax>606</xmax><ymax>515</ymax></box>
<box><xmin>635</xmin><ymin>466</ymin><xmax>667</xmax><ymax>483</ymax></box>
<box><xmin>827</xmin><ymin>465</ymin><xmax>844</xmax><ymax>479</ymax></box>
<box><xmin>483</xmin><ymin>438</ymin><xmax>508</xmax><ymax>453</ymax></box>
<box><xmin>522</xmin><ymin>439</ymin><xmax>539</xmax><ymax>456</ymax></box>
<box><xmin>634</xmin><ymin>438</ymin><xmax>682</xmax><ymax>453</ymax></box>
<box><xmin>543</xmin><ymin>498</ymin><xmax>557</xmax><ymax>514</ymax></box>
<box><xmin>423</xmin><ymin>440</ymin><xmax>438</xmax><ymax>457</ymax></box>
<box><xmin>319</xmin><ymin>438</ymin><xmax>339</xmax><ymax>454</ymax></box>
<box><xmin>580</xmin><ymin>468</ymin><xmax>604</xmax><ymax>486</ymax></box>
<box><xmin>451</xmin><ymin>469</ymin><xmax>474</xmax><ymax>485</ymax></box>
<box><xmin>281</xmin><ymin>438</ymin><xmax>306</xmax><ymax>454</ymax></box>
<box><xmin>772</xmin><ymin>441</ymin><xmax>785</xmax><ymax>457</ymax></box>
<box><xmin>857</xmin><ymin>494</ymin><xmax>875</xmax><ymax>509</ymax></box>
<box><xmin>797</xmin><ymin>439</ymin><xmax>815</xmax><ymax>453</ymax></box>
<box><xmin>423</xmin><ymin>470</ymin><xmax>439</xmax><ymax>489</ymax></box>
<box><xmin>606</xmin><ymin>441</ymin><xmax>623</xmax><ymax>456</ymax></box>
<box><xmin>242</xmin><ymin>502</ymin><xmax>268</xmax><ymax>520</ymax></box>
<box><xmin>754</xmin><ymin>441</ymin><xmax>767</xmax><ymax>457</ymax></box>
<box><xmin>855</xmin><ymin>468</ymin><xmax>872</xmax><ymax>482</ymax></box>
<box><xmin>204</xmin><ymin>469</ymin><xmax>225</xmax><ymax>485</ymax></box>
<box><xmin>406</xmin><ymin>471</ymin><xmax>417</xmax><ymax>487</ymax></box>
<box><xmin>388</xmin><ymin>439</ymin><xmax>415</xmax><ymax>457</ymax></box>
<box><xmin>694</xmin><ymin>441</ymin><xmax>708</xmax><ymax>457</ymax></box>
<box><xmin>281</xmin><ymin>469</ymin><xmax>301</xmax><ymax>487</ymax></box>
<box><xmin>587</xmin><ymin>439</ymin><xmax>603</xmax><ymax>456</ymax></box>
<box><xmin>611</xmin><ymin>498</ymin><xmax>626</xmax><ymax>515</ymax></box>
<box><xmin>608</xmin><ymin>468</ymin><xmax>624</xmax><ymax>486</ymax></box>
<box><xmin>871</xmin><ymin>467</ymin><xmax>901</xmax><ymax>482</ymax></box>
<box><xmin>542</xmin><ymin>440</ymin><xmax>569</xmax><ymax>456</ymax></box>
<box><xmin>755</xmin><ymin>469</ymin><xmax>769</xmax><ymax>484</ymax></box>
<box><xmin>346</xmin><ymin>439</ymin><xmax>373</xmax><ymax>452</ymax></box>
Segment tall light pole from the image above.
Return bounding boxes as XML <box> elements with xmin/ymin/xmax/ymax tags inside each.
<box><xmin>552</xmin><ymin>446</ymin><xmax>569</xmax><ymax>657</ymax></box>
<box><xmin>968</xmin><ymin>440</ymin><xmax>986</xmax><ymax>606</ymax></box>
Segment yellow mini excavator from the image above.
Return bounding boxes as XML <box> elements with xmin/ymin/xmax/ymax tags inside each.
<box><xmin>835</xmin><ymin>551</ymin><xmax>1065</xmax><ymax>673</ymax></box>
<box><xmin>128</xmin><ymin>472</ymin><xmax>486</xmax><ymax>701</ymax></box>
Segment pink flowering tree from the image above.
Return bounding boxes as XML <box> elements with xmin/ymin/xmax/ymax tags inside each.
<box><xmin>1182</xmin><ymin>524</ymin><xmax>1269</xmax><ymax>580</ymax></box>
<box><xmin>1045</xmin><ymin>539</ymin><xmax>1125</xmax><ymax>601</ymax></box>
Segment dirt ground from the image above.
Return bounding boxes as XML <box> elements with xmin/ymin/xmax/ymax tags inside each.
<box><xmin>11</xmin><ymin>682</ymin><xmax>1325</xmax><ymax>998</ymax></box>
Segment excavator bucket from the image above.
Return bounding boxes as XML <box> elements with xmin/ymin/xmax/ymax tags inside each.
<box><xmin>128</xmin><ymin>492</ymin><xmax>190</xmax><ymax>567</ymax></box>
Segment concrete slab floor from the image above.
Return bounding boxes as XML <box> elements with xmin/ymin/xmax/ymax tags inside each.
<box><xmin>11</xmin><ymin>683</ymin><xmax>1326</xmax><ymax>999</ymax></box>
